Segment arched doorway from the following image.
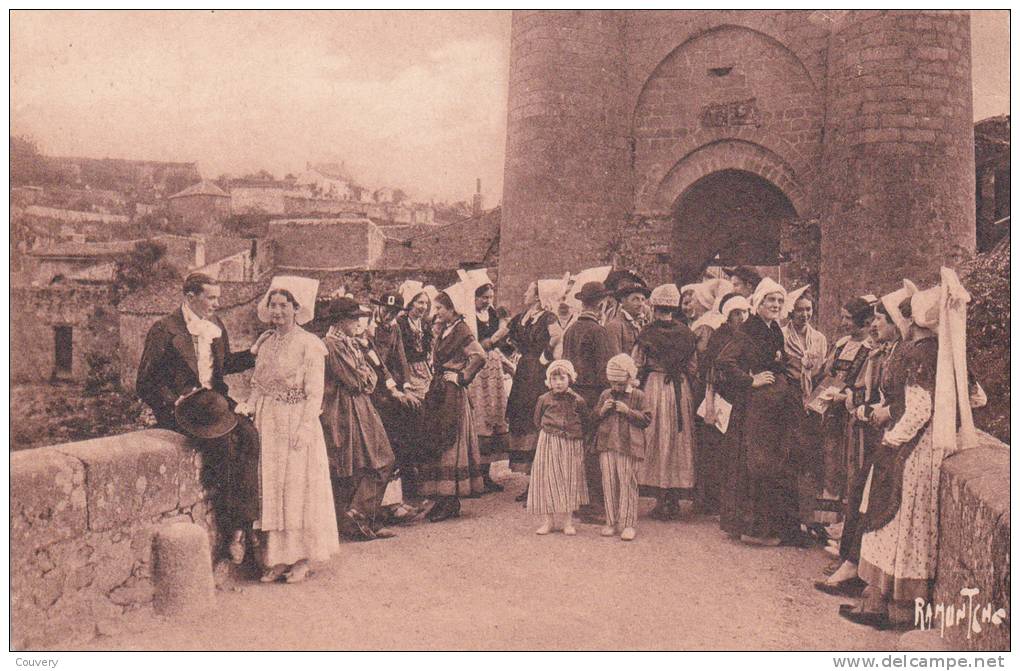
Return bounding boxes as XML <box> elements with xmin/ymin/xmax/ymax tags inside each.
<box><xmin>671</xmin><ymin>169</ymin><xmax>798</xmax><ymax>284</ymax></box>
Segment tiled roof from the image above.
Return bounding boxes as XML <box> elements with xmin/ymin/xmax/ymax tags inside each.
<box><xmin>118</xmin><ymin>277</ymin><xmax>270</xmax><ymax>315</ymax></box>
<box><xmin>376</xmin><ymin>207</ymin><xmax>499</xmax><ymax>270</ymax></box>
<box><xmin>168</xmin><ymin>180</ymin><xmax>230</xmax><ymax>200</ymax></box>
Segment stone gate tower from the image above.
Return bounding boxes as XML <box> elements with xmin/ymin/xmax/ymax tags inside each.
<box><xmin>498</xmin><ymin>10</ymin><xmax>975</xmax><ymax>327</ymax></box>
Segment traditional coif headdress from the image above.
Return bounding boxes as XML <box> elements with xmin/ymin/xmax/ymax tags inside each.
<box><xmin>257</xmin><ymin>275</ymin><xmax>320</xmax><ymax>326</ymax></box>
<box><xmin>879</xmin><ymin>280</ymin><xmax>916</xmax><ymax>340</ymax></box>
<box><xmin>398</xmin><ymin>280</ymin><xmax>438</xmax><ymax>311</ymax></box>
<box><xmin>606</xmin><ymin>353</ymin><xmax>638</xmax><ymax>387</ymax></box>
<box><xmin>649</xmin><ymin>283</ymin><xmax>681</xmax><ymax>308</ymax></box>
<box><xmin>780</xmin><ymin>285</ymin><xmax>811</xmax><ymax>321</ymax></box>
<box><xmin>545</xmin><ymin>359</ymin><xmax>577</xmax><ymax>387</ymax></box>
<box><xmin>750</xmin><ymin>277</ymin><xmax>787</xmax><ymax>312</ymax></box>
<box><xmin>718</xmin><ymin>293</ymin><xmax>751</xmax><ymax>321</ymax></box>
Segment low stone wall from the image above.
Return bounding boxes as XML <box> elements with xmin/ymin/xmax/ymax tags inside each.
<box><xmin>10</xmin><ymin>430</ymin><xmax>212</xmax><ymax>650</ymax></box>
<box><xmin>930</xmin><ymin>431</ymin><xmax>1011</xmax><ymax>651</ymax></box>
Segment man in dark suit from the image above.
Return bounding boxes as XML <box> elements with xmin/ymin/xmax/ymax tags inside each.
<box><xmin>562</xmin><ymin>281</ymin><xmax>615</xmax><ymax>524</ymax></box>
<box><xmin>136</xmin><ymin>272</ymin><xmax>261</xmax><ymax>564</ymax></box>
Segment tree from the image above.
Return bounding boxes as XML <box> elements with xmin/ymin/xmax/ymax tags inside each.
<box><xmin>113</xmin><ymin>239</ymin><xmax>181</xmax><ymax>299</ymax></box>
<box><xmin>392</xmin><ymin>188</ymin><xmax>408</xmax><ymax>204</ymax></box>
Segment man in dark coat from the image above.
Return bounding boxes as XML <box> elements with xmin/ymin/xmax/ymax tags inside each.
<box><xmin>562</xmin><ymin>281</ymin><xmax>615</xmax><ymax>522</ymax></box>
<box><xmin>135</xmin><ymin>272</ymin><xmax>260</xmax><ymax>563</ymax></box>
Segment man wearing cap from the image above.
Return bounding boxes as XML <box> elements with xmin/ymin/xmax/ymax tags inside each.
<box><xmin>321</xmin><ymin>296</ymin><xmax>398</xmax><ymax>541</ymax></box>
<box><xmin>562</xmin><ymin>281</ymin><xmax>615</xmax><ymax>522</ymax></box>
<box><xmin>606</xmin><ymin>278</ymin><xmax>650</xmax><ymax>356</ymax></box>
<box><xmin>136</xmin><ymin>272</ymin><xmax>263</xmax><ymax>564</ymax></box>
<box><xmin>724</xmin><ymin>266</ymin><xmax>762</xmax><ymax>299</ymax></box>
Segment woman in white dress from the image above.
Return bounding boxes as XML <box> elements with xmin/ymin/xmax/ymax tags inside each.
<box><xmin>239</xmin><ymin>276</ymin><xmax>340</xmax><ymax>583</ymax></box>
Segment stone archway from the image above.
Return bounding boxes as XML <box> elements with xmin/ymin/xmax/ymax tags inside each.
<box><xmin>670</xmin><ymin>169</ymin><xmax>798</xmax><ymax>284</ymax></box>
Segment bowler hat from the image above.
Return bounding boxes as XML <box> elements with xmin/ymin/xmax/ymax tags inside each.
<box><xmin>174</xmin><ymin>388</ymin><xmax>238</xmax><ymax>440</ymax></box>
<box><xmin>574</xmin><ymin>281</ymin><xmax>611</xmax><ymax>303</ymax></box>
<box><xmin>372</xmin><ymin>291</ymin><xmax>404</xmax><ymax>310</ymax></box>
<box><xmin>327</xmin><ymin>296</ymin><xmax>372</xmax><ymax>321</ymax></box>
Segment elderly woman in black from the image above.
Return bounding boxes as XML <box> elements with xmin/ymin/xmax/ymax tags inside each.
<box><xmin>715</xmin><ymin>278</ymin><xmax>806</xmax><ymax>546</ymax></box>
<box><xmin>419</xmin><ymin>290</ymin><xmax>487</xmax><ymax>522</ymax></box>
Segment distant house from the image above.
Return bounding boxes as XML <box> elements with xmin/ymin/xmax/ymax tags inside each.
<box><xmin>268</xmin><ymin>217</ymin><xmax>387</xmax><ymax>270</ymax></box>
<box><xmin>26</xmin><ymin>239</ymin><xmax>140</xmax><ymax>286</ymax></box>
<box><xmin>229</xmin><ymin>179</ymin><xmax>298</xmax><ymax>215</ymax></box>
<box><xmin>376</xmin><ymin>206</ymin><xmax>500</xmax><ymax>271</ymax></box>
<box><xmin>295</xmin><ymin>163</ymin><xmax>356</xmax><ymax>201</ymax></box>
<box><xmin>167</xmin><ymin>180</ymin><xmax>231</xmax><ymax>232</ymax></box>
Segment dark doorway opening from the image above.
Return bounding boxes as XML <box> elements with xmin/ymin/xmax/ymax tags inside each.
<box><xmin>54</xmin><ymin>326</ymin><xmax>73</xmax><ymax>377</ymax></box>
<box><xmin>671</xmin><ymin>169</ymin><xmax>797</xmax><ymax>284</ymax></box>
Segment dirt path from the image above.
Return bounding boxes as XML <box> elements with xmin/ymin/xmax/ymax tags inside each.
<box><xmin>82</xmin><ymin>471</ymin><xmax>899</xmax><ymax>651</ymax></box>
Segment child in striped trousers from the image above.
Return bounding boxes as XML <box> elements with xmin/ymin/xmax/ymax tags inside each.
<box><xmin>593</xmin><ymin>354</ymin><xmax>651</xmax><ymax>541</ymax></box>
<box><xmin>527</xmin><ymin>359</ymin><xmax>590</xmax><ymax>535</ymax></box>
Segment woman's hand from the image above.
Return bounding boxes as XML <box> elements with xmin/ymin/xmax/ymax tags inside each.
<box><xmin>600</xmin><ymin>398</ymin><xmax>616</xmax><ymax>415</ymax></box>
<box><xmin>442</xmin><ymin>371</ymin><xmax>460</xmax><ymax>385</ymax></box>
<box><xmin>250</xmin><ymin>330</ymin><xmax>274</xmax><ymax>355</ymax></box>
<box><xmin>870</xmin><ymin>404</ymin><xmax>892</xmax><ymax>427</ymax></box>
<box><xmin>751</xmin><ymin>372</ymin><xmax>775</xmax><ymax>388</ymax></box>
<box><xmin>234</xmin><ymin>400</ymin><xmax>254</xmax><ymax>417</ymax></box>
<box><xmin>614</xmin><ymin>401</ymin><xmax>631</xmax><ymax>415</ymax></box>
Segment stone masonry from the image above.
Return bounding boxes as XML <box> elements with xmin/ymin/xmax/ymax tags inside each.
<box><xmin>10</xmin><ymin>430</ymin><xmax>213</xmax><ymax>649</ymax></box>
<box><xmin>499</xmin><ymin>10</ymin><xmax>975</xmax><ymax>330</ymax></box>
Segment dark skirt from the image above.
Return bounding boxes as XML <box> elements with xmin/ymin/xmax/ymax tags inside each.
<box><xmin>506</xmin><ymin>353</ymin><xmax>548</xmax><ymax>472</ymax></box>
<box><xmin>418</xmin><ymin>391</ymin><xmax>485</xmax><ymax>498</ymax></box>
<box><xmin>719</xmin><ymin>377</ymin><xmax>801</xmax><ymax>540</ymax></box>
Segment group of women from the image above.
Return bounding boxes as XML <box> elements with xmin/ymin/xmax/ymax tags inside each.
<box><xmin>232</xmin><ymin>264</ymin><xmax>983</xmax><ymax>633</ymax></box>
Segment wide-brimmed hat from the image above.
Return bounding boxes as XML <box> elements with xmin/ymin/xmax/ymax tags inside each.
<box><xmin>372</xmin><ymin>291</ymin><xmax>404</xmax><ymax>310</ymax></box>
<box><xmin>574</xmin><ymin>281</ymin><xmax>611</xmax><ymax>303</ymax></box>
<box><xmin>326</xmin><ymin>296</ymin><xmax>372</xmax><ymax>321</ymax></box>
<box><xmin>725</xmin><ymin>266</ymin><xmax>763</xmax><ymax>288</ymax></box>
<box><xmin>614</xmin><ymin>279</ymin><xmax>651</xmax><ymax>299</ymax></box>
<box><xmin>174</xmin><ymin>388</ymin><xmax>237</xmax><ymax>440</ymax></box>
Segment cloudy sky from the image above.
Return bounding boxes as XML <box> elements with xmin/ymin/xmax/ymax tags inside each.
<box><xmin>10</xmin><ymin>10</ymin><xmax>1009</xmax><ymax>203</ymax></box>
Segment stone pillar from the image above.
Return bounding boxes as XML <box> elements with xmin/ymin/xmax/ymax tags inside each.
<box><xmin>498</xmin><ymin>10</ymin><xmax>630</xmax><ymax>313</ymax></box>
<box><xmin>153</xmin><ymin>523</ymin><xmax>215</xmax><ymax>616</ymax></box>
<box><xmin>818</xmin><ymin>10</ymin><xmax>975</xmax><ymax>331</ymax></box>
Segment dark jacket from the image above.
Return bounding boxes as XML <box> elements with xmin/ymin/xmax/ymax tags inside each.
<box><xmin>136</xmin><ymin>307</ymin><xmax>254</xmax><ymax>428</ymax></box>
<box><xmin>561</xmin><ymin>311</ymin><xmax>614</xmax><ymax>406</ymax></box>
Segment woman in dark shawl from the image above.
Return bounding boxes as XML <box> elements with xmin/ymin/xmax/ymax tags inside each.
<box><xmin>419</xmin><ymin>291</ymin><xmax>487</xmax><ymax>522</ymax></box>
<box><xmin>505</xmin><ymin>281</ymin><xmax>557</xmax><ymax>500</ymax></box>
<box><xmin>715</xmin><ymin>278</ymin><xmax>805</xmax><ymax>546</ymax></box>
<box><xmin>634</xmin><ymin>283</ymin><xmax>699</xmax><ymax>520</ymax></box>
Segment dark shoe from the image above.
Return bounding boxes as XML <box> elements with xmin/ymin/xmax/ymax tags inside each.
<box><xmin>228</xmin><ymin>530</ymin><xmax>246</xmax><ymax>565</ymax></box>
<box><xmin>515</xmin><ymin>487</ymin><xmax>529</xmax><ymax>503</ymax></box>
<box><xmin>838</xmin><ymin>604</ymin><xmax>890</xmax><ymax>630</ymax></box>
<box><xmin>815</xmin><ymin>578</ymin><xmax>866</xmax><ymax>598</ymax></box>
<box><xmin>427</xmin><ymin>499</ymin><xmax>460</xmax><ymax>523</ymax></box>
<box><xmin>779</xmin><ymin>530</ymin><xmax>816</xmax><ymax>548</ymax></box>
<box><xmin>341</xmin><ymin>510</ymin><xmax>377</xmax><ymax>541</ymax></box>
<box><xmin>483</xmin><ymin>476</ymin><xmax>505</xmax><ymax>493</ymax></box>
<box><xmin>649</xmin><ymin>503</ymin><xmax>671</xmax><ymax>521</ymax></box>
<box><xmin>372</xmin><ymin>527</ymin><xmax>397</xmax><ymax>539</ymax></box>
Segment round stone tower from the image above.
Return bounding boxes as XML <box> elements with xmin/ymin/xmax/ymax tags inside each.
<box><xmin>498</xmin><ymin>10</ymin><xmax>629</xmax><ymax>311</ymax></box>
<box><xmin>818</xmin><ymin>10</ymin><xmax>975</xmax><ymax>323</ymax></box>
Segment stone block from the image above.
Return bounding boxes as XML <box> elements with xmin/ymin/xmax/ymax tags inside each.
<box><xmin>55</xmin><ymin>430</ymin><xmax>191</xmax><ymax>532</ymax></box>
<box><xmin>10</xmin><ymin>447</ymin><xmax>88</xmax><ymax>555</ymax></box>
<box><xmin>153</xmin><ymin>523</ymin><xmax>215</xmax><ymax>617</ymax></box>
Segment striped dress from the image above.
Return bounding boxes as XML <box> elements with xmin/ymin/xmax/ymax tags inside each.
<box><xmin>527</xmin><ymin>390</ymin><xmax>590</xmax><ymax>514</ymax></box>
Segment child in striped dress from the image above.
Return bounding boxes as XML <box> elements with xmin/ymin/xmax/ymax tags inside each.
<box><xmin>527</xmin><ymin>359</ymin><xmax>590</xmax><ymax>535</ymax></box>
<box><xmin>593</xmin><ymin>354</ymin><xmax>651</xmax><ymax>541</ymax></box>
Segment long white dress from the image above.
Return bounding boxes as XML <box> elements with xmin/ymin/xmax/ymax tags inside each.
<box><xmin>248</xmin><ymin>327</ymin><xmax>339</xmax><ymax>566</ymax></box>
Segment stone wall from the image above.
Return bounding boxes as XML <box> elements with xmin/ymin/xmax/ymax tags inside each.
<box><xmin>10</xmin><ymin>430</ymin><xmax>213</xmax><ymax>649</ymax></box>
<box><xmin>931</xmin><ymin>433</ymin><xmax>1011</xmax><ymax>652</ymax></box>
<box><xmin>10</xmin><ymin>285</ymin><xmax>119</xmax><ymax>383</ymax></box>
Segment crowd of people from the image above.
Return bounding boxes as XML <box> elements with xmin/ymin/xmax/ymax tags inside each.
<box><xmin>136</xmin><ymin>260</ymin><xmax>985</xmax><ymax>631</ymax></box>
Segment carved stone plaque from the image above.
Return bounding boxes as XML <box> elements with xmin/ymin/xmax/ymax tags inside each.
<box><xmin>700</xmin><ymin>98</ymin><xmax>760</xmax><ymax>128</ymax></box>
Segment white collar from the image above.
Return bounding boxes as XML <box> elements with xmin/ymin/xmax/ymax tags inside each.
<box><xmin>182</xmin><ymin>302</ymin><xmax>222</xmax><ymax>339</ymax></box>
